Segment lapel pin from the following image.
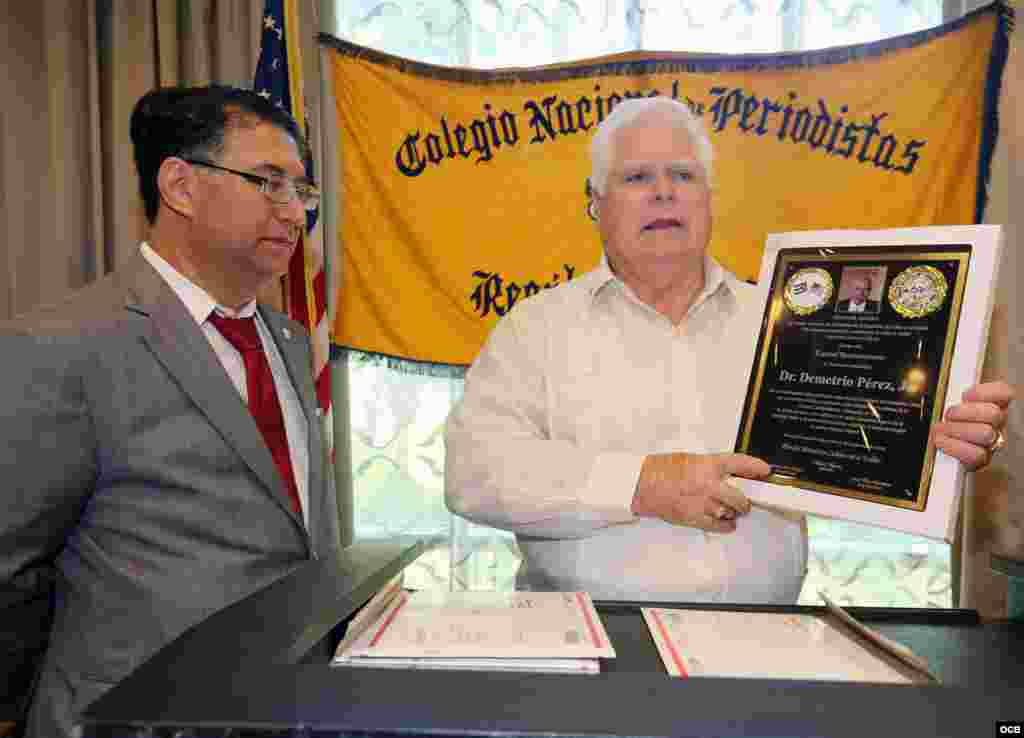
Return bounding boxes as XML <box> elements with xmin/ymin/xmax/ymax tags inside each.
<box><xmin>282</xmin><ymin>327</ymin><xmax>292</xmax><ymax>340</ymax></box>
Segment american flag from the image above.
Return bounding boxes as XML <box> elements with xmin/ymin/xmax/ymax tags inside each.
<box><xmin>254</xmin><ymin>0</ymin><xmax>333</xmax><ymax>459</ymax></box>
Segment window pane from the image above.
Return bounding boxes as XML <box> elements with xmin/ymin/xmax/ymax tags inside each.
<box><xmin>801</xmin><ymin>0</ymin><xmax>942</xmax><ymax>50</ymax></box>
<box><xmin>801</xmin><ymin>517</ymin><xmax>951</xmax><ymax>607</ymax></box>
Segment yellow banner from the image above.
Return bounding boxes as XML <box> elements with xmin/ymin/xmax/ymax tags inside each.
<box><xmin>324</xmin><ymin>4</ymin><xmax>1009</xmax><ymax>367</ymax></box>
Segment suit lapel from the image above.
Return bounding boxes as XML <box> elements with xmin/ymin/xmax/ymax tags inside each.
<box><xmin>123</xmin><ymin>252</ymin><xmax>307</xmax><ymax>533</ymax></box>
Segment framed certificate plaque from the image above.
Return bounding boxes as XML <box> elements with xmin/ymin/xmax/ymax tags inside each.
<box><xmin>734</xmin><ymin>226</ymin><xmax>1002</xmax><ymax>541</ymax></box>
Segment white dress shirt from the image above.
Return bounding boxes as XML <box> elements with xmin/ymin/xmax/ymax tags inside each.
<box><xmin>140</xmin><ymin>243</ymin><xmax>310</xmax><ymax>524</ymax></box>
<box><xmin>445</xmin><ymin>254</ymin><xmax>807</xmax><ymax>603</ymax></box>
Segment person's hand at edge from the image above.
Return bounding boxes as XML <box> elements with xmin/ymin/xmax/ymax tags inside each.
<box><xmin>932</xmin><ymin>380</ymin><xmax>1014</xmax><ymax>471</ymax></box>
<box><xmin>632</xmin><ymin>452</ymin><xmax>770</xmax><ymax>533</ymax></box>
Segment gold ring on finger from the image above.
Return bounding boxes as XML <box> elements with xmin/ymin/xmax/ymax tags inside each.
<box><xmin>988</xmin><ymin>429</ymin><xmax>1007</xmax><ymax>455</ymax></box>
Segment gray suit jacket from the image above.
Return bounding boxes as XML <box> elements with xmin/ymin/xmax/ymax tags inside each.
<box><xmin>0</xmin><ymin>249</ymin><xmax>341</xmax><ymax>737</ymax></box>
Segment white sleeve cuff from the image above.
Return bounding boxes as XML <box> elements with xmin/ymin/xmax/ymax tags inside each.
<box><xmin>583</xmin><ymin>452</ymin><xmax>647</xmax><ymax>522</ymax></box>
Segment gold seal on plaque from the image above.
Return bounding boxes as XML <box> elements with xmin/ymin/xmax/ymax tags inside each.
<box><xmin>783</xmin><ymin>268</ymin><xmax>833</xmax><ymax>315</ymax></box>
<box><xmin>888</xmin><ymin>265</ymin><xmax>948</xmax><ymax>318</ymax></box>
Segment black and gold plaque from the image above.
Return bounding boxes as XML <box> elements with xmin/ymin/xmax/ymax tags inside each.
<box><xmin>735</xmin><ymin>245</ymin><xmax>971</xmax><ymax>511</ymax></box>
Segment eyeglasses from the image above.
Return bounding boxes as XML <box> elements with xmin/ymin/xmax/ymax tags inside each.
<box><xmin>183</xmin><ymin>159</ymin><xmax>320</xmax><ymax>212</ymax></box>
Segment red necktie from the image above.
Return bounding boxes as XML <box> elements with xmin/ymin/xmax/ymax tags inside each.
<box><xmin>208</xmin><ymin>313</ymin><xmax>301</xmax><ymax>514</ymax></box>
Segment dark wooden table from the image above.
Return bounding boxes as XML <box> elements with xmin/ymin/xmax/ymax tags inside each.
<box><xmin>82</xmin><ymin>543</ymin><xmax>1024</xmax><ymax>738</ymax></box>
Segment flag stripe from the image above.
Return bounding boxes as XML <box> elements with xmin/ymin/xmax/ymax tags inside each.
<box><xmin>312</xmin><ymin>269</ymin><xmax>327</xmax><ymax>320</ymax></box>
<box><xmin>286</xmin><ymin>234</ymin><xmax>311</xmax><ymax>328</ymax></box>
<box><xmin>283</xmin><ymin>0</ymin><xmax>305</xmax><ymax>140</ymax></box>
<box><xmin>256</xmin><ymin>0</ymin><xmax>333</xmax><ymax>467</ymax></box>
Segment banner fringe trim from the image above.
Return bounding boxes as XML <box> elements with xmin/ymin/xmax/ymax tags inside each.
<box><xmin>332</xmin><ymin>345</ymin><xmax>468</xmax><ymax>379</ymax></box>
<box><xmin>975</xmin><ymin>0</ymin><xmax>1014</xmax><ymax>223</ymax></box>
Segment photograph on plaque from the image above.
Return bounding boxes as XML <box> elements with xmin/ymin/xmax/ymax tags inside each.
<box><xmin>733</xmin><ymin>226</ymin><xmax>1001</xmax><ymax>541</ymax></box>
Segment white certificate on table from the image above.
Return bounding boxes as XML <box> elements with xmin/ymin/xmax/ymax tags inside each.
<box><xmin>643</xmin><ymin>607</ymin><xmax>929</xmax><ymax>683</ymax></box>
<box><xmin>333</xmin><ymin>589</ymin><xmax>614</xmax><ymax>673</ymax></box>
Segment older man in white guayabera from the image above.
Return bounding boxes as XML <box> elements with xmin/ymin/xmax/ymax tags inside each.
<box><xmin>444</xmin><ymin>96</ymin><xmax>1013</xmax><ymax>603</ymax></box>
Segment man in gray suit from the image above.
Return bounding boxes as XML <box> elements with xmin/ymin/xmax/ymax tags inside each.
<box><xmin>0</xmin><ymin>86</ymin><xmax>341</xmax><ymax>737</ymax></box>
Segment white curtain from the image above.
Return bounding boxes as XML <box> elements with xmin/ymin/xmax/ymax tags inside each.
<box><xmin>330</xmin><ymin>0</ymin><xmax>959</xmax><ymax>605</ymax></box>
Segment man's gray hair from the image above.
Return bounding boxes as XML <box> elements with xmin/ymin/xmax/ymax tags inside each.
<box><xmin>589</xmin><ymin>96</ymin><xmax>714</xmax><ymax>196</ymax></box>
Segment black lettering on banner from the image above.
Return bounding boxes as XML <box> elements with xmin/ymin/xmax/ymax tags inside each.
<box><xmin>577</xmin><ymin>97</ymin><xmax>593</xmax><ymax>130</ymax></box>
<box><xmin>469</xmin><ymin>119</ymin><xmax>492</xmax><ymax>162</ymax></box>
<box><xmin>499</xmin><ymin>110</ymin><xmax>518</xmax><ymax>145</ymax></box>
<box><xmin>393</xmin><ymin>103</ymin><xmax>518</xmax><ymax>176</ymax></box>
<box><xmin>439</xmin><ymin>117</ymin><xmax>456</xmax><ymax>157</ymax></box>
<box><xmin>739</xmin><ymin>95</ymin><xmax>760</xmax><ymax>132</ymax></box>
<box><xmin>896</xmin><ymin>139</ymin><xmax>926</xmax><ymax>175</ymax></box>
<box><xmin>778</xmin><ymin>91</ymin><xmax>799</xmax><ymax>140</ymax></box>
<box><xmin>454</xmin><ymin>123</ymin><xmax>472</xmax><ymax>157</ymax></box>
<box><xmin>706</xmin><ymin>86</ymin><xmax>926</xmax><ymax>174</ymax></box>
<box><xmin>504</xmin><ymin>281</ymin><xmax>521</xmax><ymax>309</ymax></box>
<box><xmin>469</xmin><ymin>265</ymin><xmax>577</xmax><ymax>317</ymax></box>
<box><xmin>469</xmin><ymin>271</ymin><xmax>502</xmax><ymax>317</ymax></box>
<box><xmin>576</xmin><ymin>97</ymin><xmax>593</xmax><ymax>130</ymax></box>
<box><xmin>393</xmin><ymin>82</ymin><xmax>928</xmax><ymax>178</ymax></box>
<box><xmin>424</xmin><ymin>133</ymin><xmax>445</xmax><ymax>164</ymax></box>
<box><xmin>807</xmin><ymin>100</ymin><xmax>831</xmax><ymax>149</ymax></box>
<box><xmin>825</xmin><ymin>106</ymin><xmax>850</xmax><ymax>152</ymax></box>
<box><xmin>484</xmin><ymin>103</ymin><xmax>502</xmax><ymax>147</ymax></box>
<box><xmin>556</xmin><ymin>100</ymin><xmax>577</xmax><ymax>135</ymax></box>
<box><xmin>834</xmin><ymin>121</ymin><xmax>860</xmax><ymax>159</ymax></box>
<box><xmin>873</xmin><ymin>134</ymin><xmax>898</xmax><ymax>170</ymax></box>
<box><xmin>789</xmin><ymin>106</ymin><xmax>812</xmax><ymax>144</ymax></box>
<box><xmin>757</xmin><ymin>97</ymin><xmax>783</xmax><ymax>135</ymax></box>
<box><xmin>707</xmin><ymin>86</ymin><xmax>742</xmax><ymax>133</ymax></box>
<box><xmin>670</xmin><ymin>79</ymin><xmax>705</xmax><ymax>116</ymax></box>
<box><xmin>594</xmin><ymin>84</ymin><xmax>609</xmax><ymax>123</ymax></box>
<box><xmin>394</xmin><ymin>131</ymin><xmax>426</xmax><ymax>177</ymax></box>
<box><xmin>525</xmin><ymin>96</ymin><xmax>559</xmax><ymax>143</ymax></box>
<box><xmin>857</xmin><ymin>113</ymin><xmax>887</xmax><ymax>163</ymax></box>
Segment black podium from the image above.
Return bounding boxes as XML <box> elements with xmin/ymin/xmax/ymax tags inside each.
<box><xmin>83</xmin><ymin>540</ymin><xmax>1024</xmax><ymax>738</ymax></box>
